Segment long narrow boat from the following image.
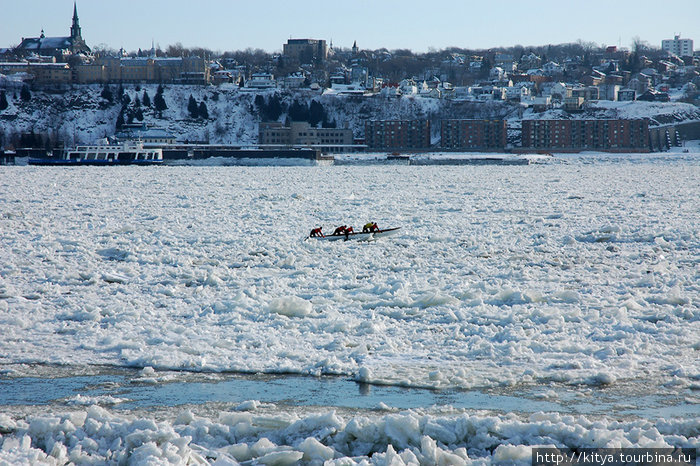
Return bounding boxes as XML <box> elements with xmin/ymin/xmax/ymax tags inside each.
<box><xmin>309</xmin><ymin>231</ymin><xmax>373</xmax><ymax>241</ymax></box>
<box><xmin>308</xmin><ymin>227</ymin><xmax>400</xmax><ymax>242</ymax></box>
<box><xmin>371</xmin><ymin>227</ymin><xmax>401</xmax><ymax>239</ymax></box>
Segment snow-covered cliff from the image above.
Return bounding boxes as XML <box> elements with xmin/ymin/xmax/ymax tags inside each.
<box><xmin>1</xmin><ymin>83</ymin><xmax>698</xmax><ymax>148</ymax></box>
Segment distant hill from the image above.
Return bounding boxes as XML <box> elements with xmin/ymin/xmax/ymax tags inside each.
<box><xmin>1</xmin><ymin>84</ymin><xmax>699</xmax><ymax>149</ymax></box>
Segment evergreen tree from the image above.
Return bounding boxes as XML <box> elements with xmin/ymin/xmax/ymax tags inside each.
<box><xmin>198</xmin><ymin>101</ymin><xmax>209</xmax><ymax>119</ymax></box>
<box><xmin>134</xmin><ymin>96</ymin><xmax>141</xmax><ymax>108</ymax></box>
<box><xmin>288</xmin><ymin>99</ymin><xmax>309</xmax><ymax>122</ymax></box>
<box><xmin>188</xmin><ymin>95</ymin><xmax>199</xmax><ymax>118</ymax></box>
<box><xmin>116</xmin><ymin>111</ymin><xmax>125</xmax><ymax>129</ymax></box>
<box><xmin>267</xmin><ymin>94</ymin><xmax>283</xmax><ymax>120</ymax></box>
<box><xmin>135</xmin><ymin>108</ymin><xmax>144</xmax><ymax>121</ymax></box>
<box><xmin>142</xmin><ymin>90</ymin><xmax>151</xmax><ymax>107</ymax></box>
<box><xmin>154</xmin><ymin>86</ymin><xmax>167</xmax><ymax>112</ymax></box>
<box><xmin>238</xmin><ymin>76</ymin><xmax>245</xmax><ymax>88</ymax></box>
<box><xmin>254</xmin><ymin>94</ymin><xmax>265</xmax><ymax>113</ymax></box>
<box><xmin>0</xmin><ymin>91</ymin><xmax>8</xmax><ymax>111</ymax></box>
<box><xmin>20</xmin><ymin>85</ymin><xmax>31</xmax><ymax>102</ymax></box>
<box><xmin>19</xmin><ymin>133</ymin><xmax>31</xmax><ymax>147</ymax></box>
<box><xmin>101</xmin><ymin>85</ymin><xmax>113</xmax><ymax>103</ymax></box>
<box><xmin>308</xmin><ymin>100</ymin><xmax>326</xmax><ymax>126</ymax></box>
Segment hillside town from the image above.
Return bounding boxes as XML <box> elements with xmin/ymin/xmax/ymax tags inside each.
<box><xmin>1</xmin><ymin>3</ymin><xmax>699</xmax><ymax>158</ymax></box>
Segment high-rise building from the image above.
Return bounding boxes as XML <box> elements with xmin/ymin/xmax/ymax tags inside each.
<box><xmin>440</xmin><ymin>120</ymin><xmax>507</xmax><ymax>150</ymax></box>
<box><xmin>365</xmin><ymin>120</ymin><xmax>431</xmax><ymax>150</ymax></box>
<box><xmin>521</xmin><ymin>119</ymin><xmax>650</xmax><ymax>152</ymax></box>
<box><xmin>661</xmin><ymin>35</ymin><xmax>694</xmax><ymax>57</ymax></box>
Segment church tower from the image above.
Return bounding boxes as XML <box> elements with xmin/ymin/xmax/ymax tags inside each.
<box><xmin>70</xmin><ymin>2</ymin><xmax>82</xmax><ymax>40</ymax></box>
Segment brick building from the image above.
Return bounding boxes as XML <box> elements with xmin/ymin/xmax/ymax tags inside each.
<box><xmin>440</xmin><ymin>119</ymin><xmax>507</xmax><ymax>151</ymax></box>
<box><xmin>365</xmin><ymin>120</ymin><xmax>431</xmax><ymax>150</ymax></box>
<box><xmin>521</xmin><ymin>119</ymin><xmax>650</xmax><ymax>152</ymax></box>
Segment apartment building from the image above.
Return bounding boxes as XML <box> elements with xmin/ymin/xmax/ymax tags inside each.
<box><xmin>522</xmin><ymin>119</ymin><xmax>650</xmax><ymax>152</ymax></box>
<box><xmin>661</xmin><ymin>35</ymin><xmax>694</xmax><ymax>57</ymax></box>
<box><xmin>440</xmin><ymin>120</ymin><xmax>507</xmax><ymax>150</ymax></box>
<box><xmin>365</xmin><ymin>120</ymin><xmax>431</xmax><ymax>150</ymax></box>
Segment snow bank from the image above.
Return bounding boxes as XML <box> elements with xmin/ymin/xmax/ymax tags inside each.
<box><xmin>0</xmin><ymin>407</ymin><xmax>697</xmax><ymax>465</ymax></box>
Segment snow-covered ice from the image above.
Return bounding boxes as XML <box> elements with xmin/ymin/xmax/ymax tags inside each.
<box><xmin>0</xmin><ymin>406</ymin><xmax>698</xmax><ymax>465</ymax></box>
<box><xmin>1</xmin><ymin>156</ymin><xmax>697</xmax><ymax>388</ymax></box>
<box><xmin>0</xmin><ymin>152</ymin><xmax>698</xmax><ymax>463</ymax></box>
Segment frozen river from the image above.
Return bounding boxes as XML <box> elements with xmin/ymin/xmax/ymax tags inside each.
<box><xmin>0</xmin><ymin>153</ymin><xmax>698</xmax><ymax>464</ymax></box>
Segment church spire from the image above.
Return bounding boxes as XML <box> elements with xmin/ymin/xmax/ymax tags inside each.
<box><xmin>71</xmin><ymin>2</ymin><xmax>82</xmax><ymax>40</ymax></box>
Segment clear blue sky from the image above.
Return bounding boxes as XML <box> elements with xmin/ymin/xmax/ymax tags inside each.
<box><xmin>3</xmin><ymin>0</ymin><xmax>698</xmax><ymax>53</ymax></box>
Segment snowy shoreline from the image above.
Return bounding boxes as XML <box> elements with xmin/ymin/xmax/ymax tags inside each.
<box><xmin>0</xmin><ymin>402</ymin><xmax>697</xmax><ymax>465</ymax></box>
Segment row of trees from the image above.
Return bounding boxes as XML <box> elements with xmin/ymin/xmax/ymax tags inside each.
<box><xmin>187</xmin><ymin>95</ymin><xmax>209</xmax><ymax>119</ymax></box>
<box><xmin>114</xmin><ymin>85</ymin><xmax>168</xmax><ymax>129</ymax></box>
<box><xmin>0</xmin><ymin>86</ymin><xmax>32</xmax><ymax>111</ymax></box>
<box><xmin>101</xmin><ymin>84</ymin><xmax>166</xmax><ymax>111</ymax></box>
<box><xmin>254</xmin><ymin>94</ymin><xmax>337</xmax><ymax>127</ymax></box>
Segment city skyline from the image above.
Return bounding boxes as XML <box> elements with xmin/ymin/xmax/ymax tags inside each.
<box><xmin>2</xmin><ymin>0</ymin><xmax>699</xmax><ymax>54</ymax></box>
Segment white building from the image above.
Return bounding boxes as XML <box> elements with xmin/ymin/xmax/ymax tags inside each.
<box><xmin>542</xmin><ymin>82</ymin><xmax>571</xmax><ymax>101</ymax></box>
<box><xmin>280</xmin><ymin>72</ymin><xmax>306</xmax><ymax>89</ymax></box>
<box><xmin>542</xmin><ymin>61</ymin><xmax>564</xmax><ymax>75</ymax></box>
<box><xmin>245</xmin><ymin>73</ymin><xmax>276</xmax><ymax>89</ymax></box>
<box><xmin>662</xmin><ymin>35</ymin><xmax>693</xmax><ymax>57</ymax></box>
<box><xmin>489</xmin><ymin>66</ymin><xmax>505</xmax><ymax>80</ymax></box>
<box><xmin>399</xmin><ymin>78</ymin><xmax>418</xmax><ymax>96</ymax></box>
<box><xmin>505</xmin><ymin>85</ymin><xmax>530</xmax><ymax>101</ymax></box>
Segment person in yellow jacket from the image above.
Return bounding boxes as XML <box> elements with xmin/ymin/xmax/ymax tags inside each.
<box><xmin>362</xmin><ymin>222</ymin><xmax>378</xmax><ymax>233</ymax></box>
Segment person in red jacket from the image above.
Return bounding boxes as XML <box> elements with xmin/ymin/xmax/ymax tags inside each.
<box><xmin>310</xmin><ymin>226</ymin><xmax>324</xmax><ymax>237</ymax></box>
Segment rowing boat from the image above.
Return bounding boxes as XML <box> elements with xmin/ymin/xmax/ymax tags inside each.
<box><xmin>308</xmin><ymin>227</ymin><xmax>401</xmax><ymax>242</ymax></box>
<box><xmin>371</xmin><ymin>227</ymin><xmax>401</xmax><ymax>239</ymax></box>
